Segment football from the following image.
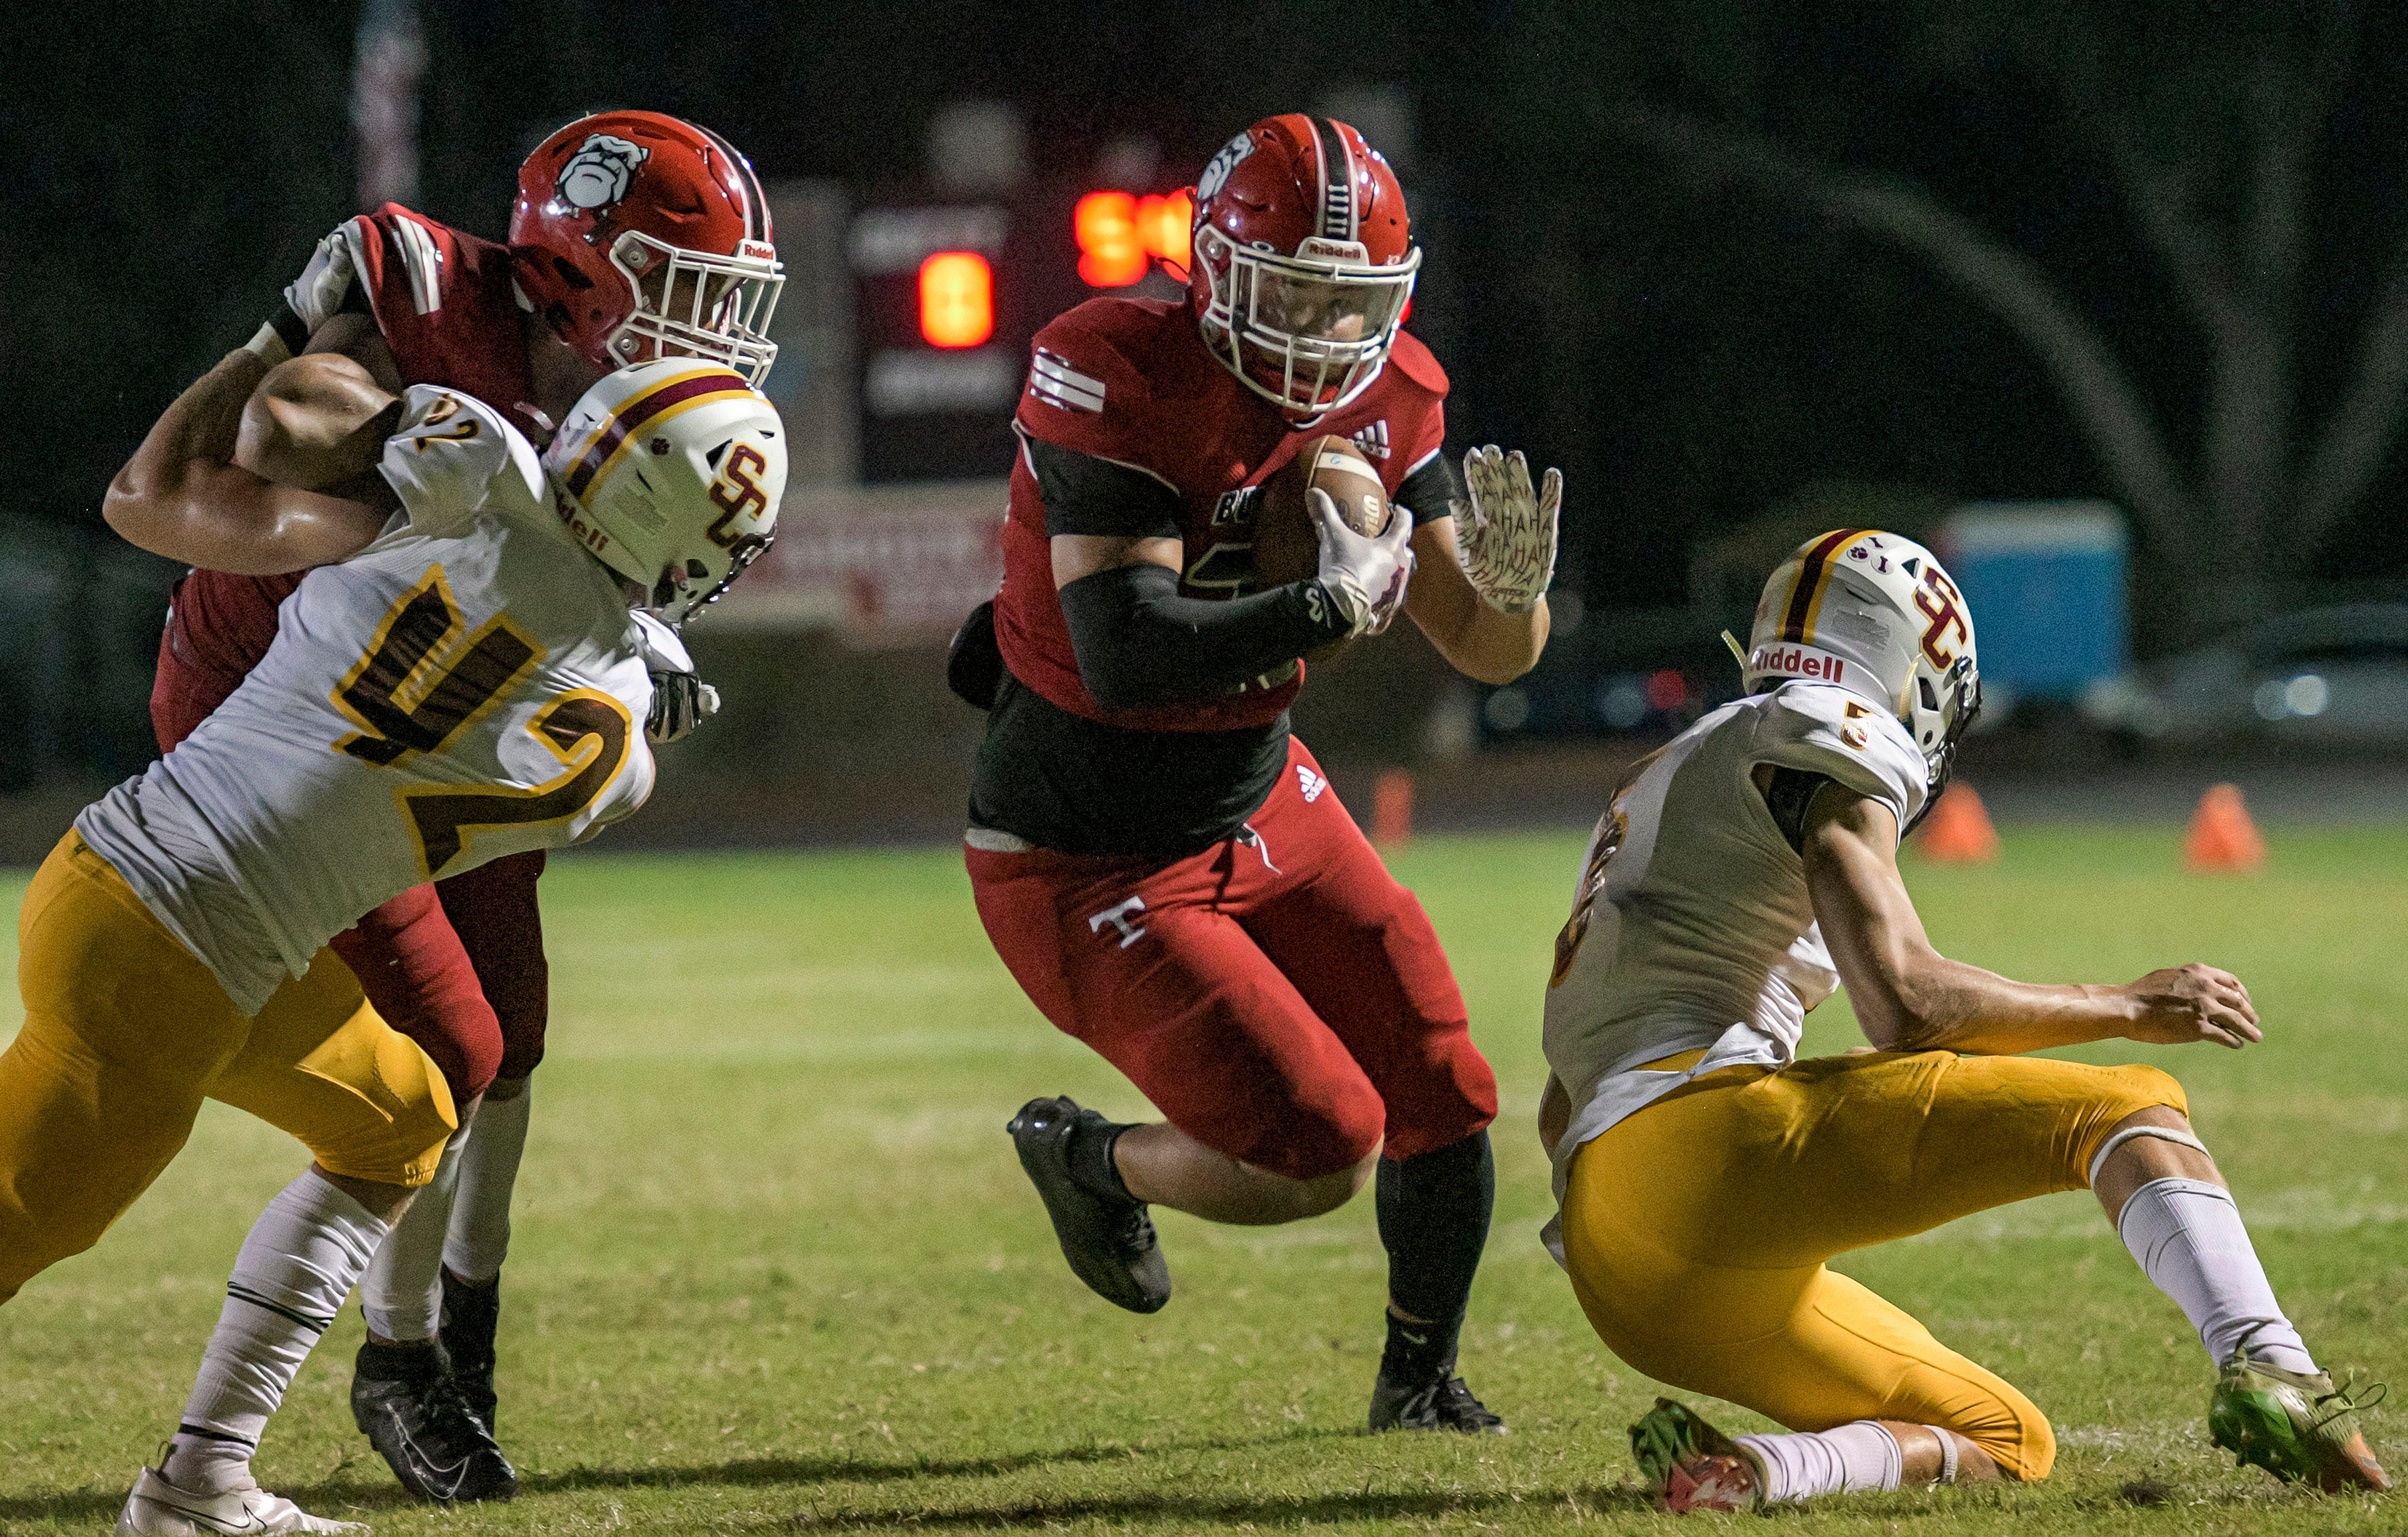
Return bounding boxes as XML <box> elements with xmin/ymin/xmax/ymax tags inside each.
<box><xmin>1250</xmin><ymin>433</ymin><xmax>1393</xmax><ymax>591</ymax></box>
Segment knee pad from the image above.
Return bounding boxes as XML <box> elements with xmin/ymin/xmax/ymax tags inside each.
<box><xmin>296</xmin><ymin>1013</ymin><xmax>460</xmax><ymax>1187</ymax></box>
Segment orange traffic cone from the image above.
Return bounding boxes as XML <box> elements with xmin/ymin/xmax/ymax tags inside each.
<box><xmin>2185</xmin><ymin>783</ymin><xmax>2265</xmax><ymax>872</ymax></box>
<box><xmin>1373</xmin><ymin>768</ymin><xmax>1415</xmax><ymax>849</ymax></box>
<box><xmin>1916</xmin><ymin>783</ymin><xmax>1999</xmax><ymax>863</ymax></box>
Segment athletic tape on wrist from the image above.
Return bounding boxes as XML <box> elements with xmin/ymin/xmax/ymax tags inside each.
<box><xmin>2086</xmin><ymin>1124</ymin><xmax>2211</xmax><ymax>1188</ymax></box>
<box><xmin>1936</xmin><ymin>1427</ymin><xmax>1959</xmax><ymax>1485</ymax></box>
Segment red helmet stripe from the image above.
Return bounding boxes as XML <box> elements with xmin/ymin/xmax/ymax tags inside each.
<box><xmin>1779</xmin><ymin>528</ymin><xmax>1868</xmax><ymax>643</ymax></box>
<box><xmin>564</xmin><ymin>369</ymin><xmax>752</xmax><ymax>500</ymax></box>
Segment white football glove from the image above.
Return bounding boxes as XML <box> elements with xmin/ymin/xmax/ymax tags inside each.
<box><xmin>1308</xmin><ymin>488</ymin><xmax>1415</xmax><ymax>638</ymax></box>
<box><xmin>631</xmin><ymin>609</ymin><xmax>721</xmax><ymax>744</ymax></box>
<box><xmin>247</xmin><ymin>220</ymin><xmax>370</xmax><ymax>362</ymax></box>
<box><xmin>1458</xmin><ymin>445</ymin><xmax>1561</xmax><ymax>614</ymax></box>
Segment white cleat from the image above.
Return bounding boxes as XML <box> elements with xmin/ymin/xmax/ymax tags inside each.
<box><xmin>117</xmin><ymin>1464</ymin><xmax>365</xmax><ymax>1535</ymax></box>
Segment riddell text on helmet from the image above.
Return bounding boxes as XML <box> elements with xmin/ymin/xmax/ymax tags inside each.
<box><xmin>1750</xmin><ymin>643</ymin><xmax>1848</xmax><ymax>686</ymax></box>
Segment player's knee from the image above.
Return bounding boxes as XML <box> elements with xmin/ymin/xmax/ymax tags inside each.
<box><xmin>1377</xmin><ymin>1033</ymin><xmax>1500</xmax><ymax>1162</ymax></box>
<box><xmin>494</xmin><ymin>1016</ymin><xmax>546</xmax><ymax>1082</ymax></box>
<box><xmin>1259</xmin><ymin>1087</ymin><xmax>1386</xmax><ymax>1185</ymax></box>
<box><xmin>2109</xmin><ymin>1065</ymin><xmax>2188</xmax><ymax>1121</ymax></box>
<box><xmin>308</xmin><ymin>1033</ymin><xmax>459</xmax><ymax>1188</ymax></box>
<box><xmin>1964</xmin><ymin>1388</ymin><xmax>2055</xmax><ymax>1481</ymax></box>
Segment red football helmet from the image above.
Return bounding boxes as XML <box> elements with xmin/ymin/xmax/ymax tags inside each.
<box><xmin>511</xmin><ymin>111</ymin><xmax>783</xmax><ymax>385</ymax></box>
<box><xmin>1186</xmin><ymin>114</ymin><xmax>1420</xmax><ymax>419</ymax></box>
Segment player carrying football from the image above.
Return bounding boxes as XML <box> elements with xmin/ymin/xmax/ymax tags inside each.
<box><xmin>147</xmin><ymin>108</ymin><xmax>782</xmax><ymax>1502</ymax></box>
<box><xmin>1537</xmin><ymin>529</ymin><xmax>2387</xmax><ymax>1510</ymax></box>
<box><xmin>968</xmin><ymin>114</ymin><xmax>1562</xmax><ymax>1432</ymax></box>
<box><xmin>6</xmin><ymin>337</ymin><xmax>784</xmax><ymax>1533</ymax></box>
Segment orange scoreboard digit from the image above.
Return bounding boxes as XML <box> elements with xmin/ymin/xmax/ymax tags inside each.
<box><xmin>849</xmin><ymin>183</ymin><xmax>1195</xmax><ymax>482</ymax></box>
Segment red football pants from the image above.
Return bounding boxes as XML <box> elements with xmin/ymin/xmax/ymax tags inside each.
<box><xmin>967</xmin><ymin>738</ymin><xmax>1496</xmax><ymax>1181</ymax></box>
<box><xmin>152</xmin><ymin>633</ymin><xmax>548</xmax><ymax>1101</ymax></box>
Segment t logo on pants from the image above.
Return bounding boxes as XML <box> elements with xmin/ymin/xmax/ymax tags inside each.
<box><xmin>1088</xmin><ymin>896</ymin><xmax>1148</xmax><ymax>948</ymax></box>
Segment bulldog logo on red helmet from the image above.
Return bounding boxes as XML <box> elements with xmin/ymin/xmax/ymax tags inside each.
<box><xmin>555</xmin><ymin>134</ymin><xmax>649</xmax><ymax>213</ymax></box>
<box><xmin>1195</xmin><ymin>131</ymin><xmax>1254</xmax><ymax>208</ymax></box>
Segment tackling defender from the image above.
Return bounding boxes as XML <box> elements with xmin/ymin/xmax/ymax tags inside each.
<box><xmin>967</xmin><ymin>114</ymin><xmax>1561</xmax><ymax>1431</ymax></box>
<box><xmin>134</xmin><ymin>107</ymin><xmax>783</xmax><ymax>1501</ymax></box>
<box><xmin>39</xmin><ymin>347</ymin><xmax>785</xmax><ymax>1534</ymax></box>
<box><xmin>1536</xmin><ymin>528</ymin><xmax>2387</xmax><ymax>1510</ymax></box>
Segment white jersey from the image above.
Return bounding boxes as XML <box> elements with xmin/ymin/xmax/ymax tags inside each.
<box><xmin>78</xmin><ymin>387</ymin><xmax>656</xmax><ymax>1015</ymax></box>
<box><xmin>1538</xmin><ymin>682</ymin><xmax>1928</xmax><ymax>1253</ymax></box>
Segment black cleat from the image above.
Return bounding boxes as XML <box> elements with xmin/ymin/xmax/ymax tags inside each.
<box><xmin>1369</xmin><ymin>1370</ymin><xmax>1508</xmax><ymax>1434</ymax></box>
<box><xmin>350</xmin><ymin>1338</ymin><xmax>518</xmax><ymax>1503</ymax></box>
<box><xmin>438</xmin><ymin>1269</ymin><xmax>502</xmax><ymax>1433</ymax></box>
<box><xmin>1007</xmin><ymin>1096</ymin><xmax>1171</xmax><ymax>1313</ymax></box>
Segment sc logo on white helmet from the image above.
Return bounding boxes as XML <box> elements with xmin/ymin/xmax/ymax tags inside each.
<box><xmin>541</xmin><ymin>358</ymin><xmax>788</xmax><ymax>625</ymax></box>
<box><xmin>1742</xmin><ymin>528</ymin><xmax>1984</xmax><ymax>801</ymax></box>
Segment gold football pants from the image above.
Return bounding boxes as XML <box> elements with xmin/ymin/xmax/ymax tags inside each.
<box><xmin>1559</xmin><ymin>1048</ymin><xmax>2186</xmax><ymax>1481</ymax></box>
<box><xmin>1</xmin><ymin>832</ymin><xmax>456</xmax><ymax>1302</ymax></box>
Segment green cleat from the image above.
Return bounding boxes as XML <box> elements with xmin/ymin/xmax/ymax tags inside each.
<box><xmin>1629</xmin><ymin>1397</ymin><xmax>1765</xmax><ymax>1514</ymax></box>
<box><xmin>2208</xmin><ymin>1352</ymin><xmax>2389</xmax><ymax>1493</ymax></box>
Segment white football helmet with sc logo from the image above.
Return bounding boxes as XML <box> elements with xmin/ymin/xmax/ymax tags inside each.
<box><xmin>1739</xmin><ymin>528</ymin><xmax>1983</xmax><ymax>813</ymax></box>
<box><xmin>540</xmin><ymin>358</ymin><xmax>788</xmax><ymax>625</ymax></box>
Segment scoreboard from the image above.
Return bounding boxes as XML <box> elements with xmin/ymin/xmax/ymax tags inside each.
<box><xmin>847</xmin><ymin>188</ymin><xmax>1192</xmax><ymax>483</ymax></box>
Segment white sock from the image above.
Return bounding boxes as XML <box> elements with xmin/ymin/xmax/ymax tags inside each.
<box><xmin>2117</xmin><ymin>1176</ymin><xmax>2317</xmax><ymax>1376</ymax></box>
<box><xmin>162</xmin><ymin>1171</ymin><xmax>387</xmax><ymax>1493</ymax></box>
<box><xmin>444</xmin><ymin>1080</ymin><xmax>530</xmax><ymax>1283</ymax></box>
<box><xmin>1733</xmin><ymin>1422</ymin><xmax>1903</xmax><ymax>1503</ymax></box>
<box><xmin>361</xmin><ymin>1126</ymin><xmax>468</xmax><ymax>1342</ymax></box>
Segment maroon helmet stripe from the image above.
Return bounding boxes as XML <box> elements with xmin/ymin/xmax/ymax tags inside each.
<box><xmin>565</xmin><ymin>370</ymin><xmax>750</xmax><ymax>498</ymax></box>
<box><xmin>1779</xmin><ymin>528</ymin><xmax>1867</xmax><ymax>643</ymax></box>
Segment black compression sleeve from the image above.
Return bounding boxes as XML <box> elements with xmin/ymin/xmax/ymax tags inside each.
<box><xmin>1058</xmin><ymin>563</ymin><xmax>1346</xmax><ymax>709</ymax></box>
<box><xmin>1395</xmin><ymin>449</ymin><xmax>1464</xmax><ymax>525</ymax></box>
<box><xmin>1762</xmin><ymin>766</ymin><xmax>1837</xmax><ymax>854</ymax></box>
<box><xmin>1027</xmin><ymin>435</ymin><xmax>1182</xmax><ymax>539</ymax></box>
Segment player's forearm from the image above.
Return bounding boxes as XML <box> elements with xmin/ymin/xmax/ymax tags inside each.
<box><xmin>108</xmin><ymin>350</ymin><xmax>386</xmax><ymax>574</ymax></box>
<box><xmin>1870</xmin><ymin>950</ymin><xmax>2141</xmax><ymax>1055</ymax></box>
<box><xmin>1060</xmin><ymin>562</ymin><xmax>1344</xmax><ymax>708</ymax></box>
<box><xmin>1404</xmin><ymin>522</ymin><xmax>1548</xmax><ymax>684</ymax></box>
<box><xmin>1431</xmin><ymin>595</ymin><xmax>1548</xmax><ymax>684</ymax></box>
<box><xmin>108</xmin><ymin>349</ymin><xmax>272</xmax><ymax>539</ymax></box>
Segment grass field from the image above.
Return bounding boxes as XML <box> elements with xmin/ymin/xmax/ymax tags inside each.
<box><xmin>3</xmin><ymin>819</ymin><xmax>2405</xmax><ymax>1534</ymax></box>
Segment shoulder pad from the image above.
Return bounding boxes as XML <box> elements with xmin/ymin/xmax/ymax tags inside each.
<box><xmin>359</xmin><ymin>204</ymin><xmax>456</xmax><ymax>318</ymax></box>
<box><xmin>1014</xmin><ymin>301</ymin><xmax>1181</xmax><ymax>483</ymax></box>
<box><xmin>378</xmin><ymin>386</ymin><xmax>544</xmax><ymax>538</ymax></box>
<box><xmin>1385</xmin><ymin>329</ymin><xmax>1449</xmax><ymax>398</ymax></box>
<box><xmin>1746</xmin><ymin>682</ymin><xmax>1928</xmax><ymax>836</ymax></box>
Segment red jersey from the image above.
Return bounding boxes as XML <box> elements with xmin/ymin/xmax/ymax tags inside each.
<box><xmin>156</xmin><ymin>205</ymin><xmax>537</xmax><ymax>740</ymax></box>
<box><xmin>995</xmin><ymin>297</ymin><xmax>1449</xmax><ymax>734</ymax></box>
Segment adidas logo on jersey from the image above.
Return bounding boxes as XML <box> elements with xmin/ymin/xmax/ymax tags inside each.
<box><xmin>1296</xmin><ymin>764</ymin><xmax>1328</xmax><ymax>803</ymax></box>
<box><xmin>1027</xmin><ymin>350</ymin><xmax>1105</xmax><ymax>414</ymax></box>
<box><xmin>1351</xmin><ymin>421</ymin><xmax>1391</xmax><ymax>459</ymax></box>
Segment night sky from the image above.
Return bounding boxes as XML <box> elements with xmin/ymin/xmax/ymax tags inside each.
<box><xmin>8</xmin><ymin>0</ymin><xmax>2407</xmax><ymax>623</ymax></box>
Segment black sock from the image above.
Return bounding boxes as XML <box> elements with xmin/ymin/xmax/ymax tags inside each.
<box><xmin>1067</xmin><ymin>1117</ymin><xmax>1136</xmax><ymax>1204</ymax></box>
<box><xmin>1375</xmin><ymin>1128</ymin><xmax>1494</xmax><ymax>1384</ymax></box>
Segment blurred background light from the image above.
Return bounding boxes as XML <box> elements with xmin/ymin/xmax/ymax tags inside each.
<box><xmin>917</xmin><ymin>252</ymin><xmax>993</xmax><ymax>348</ymax></box>
<box><xmin>1076</xmin><ymin>191</ymin><xmax>1148</xmax><ymax>287</ymax></box>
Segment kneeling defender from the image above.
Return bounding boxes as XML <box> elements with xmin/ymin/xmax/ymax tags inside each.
<box><xmin>1538</xmin><ymin>528</ymin><xmax>2385</xmax><ymax>1509</ymax></box>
